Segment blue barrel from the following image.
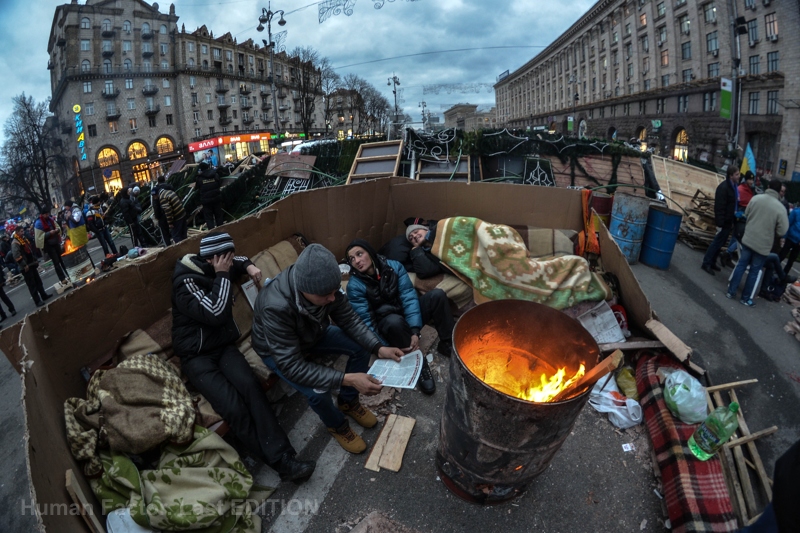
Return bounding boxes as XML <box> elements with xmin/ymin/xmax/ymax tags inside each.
<box><xmin>640</xmin><ymin>206</ymin><xmax>683</xmax><ymax>269</ymax></box>
<box><xmin>608</xmin><ymin>193</ymin><xmax>651</xmax><ymax>264</ymax></box>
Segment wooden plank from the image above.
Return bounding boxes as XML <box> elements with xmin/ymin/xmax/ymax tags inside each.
<box><xmin>365</xmin><ymin>414</ymin><xmax>397</xmax><ymax>472</ymax></box>
<box><xmin>729</xmin><ymin>389</ymin><xmax>774</xmax><ymax>501</ymax></box>
<box><xmin>552</xmin><ymin>350</ymin><xmax>623</xmax><ymax>401</ymax></box>
<box><xmin>687</xmin><ymin>360</ymin><xmax>707</xmax><ymax>376</ymax></box>
<box><xmin>599</xmin><ymin>339</ymin><xmax>665</xmax><ymax>352</ymax></box>
<box><xmin>378</xmin><ymin>415</ymin><xmax>416</xmax><ymax>472</ymax></box>
<box><xmin>712</xmin><ymin>391</ymin><xmax>749</xmax><ymax>525</ymax></box>
<box><xmin>645</xmin><ymin>319</ymin><xmax>692</xmax><ymax>362</ymax></box>
<box><xmin>732</xmin><ymin>440</ymin><xmax>759</xmax><ymax>517</ymax></box>
<box><xmin>65</xmin><ymin>469</ymin><xmax>105</xmax><ymax>533</ymax></box>
<box><xmin>705</xmin><ymin>379</ymin><xmax>759</xmax><ymax>393</ymax></box>
<box><xmin>725</xmin><ymin>426</ymin><xmax>778</xmax><ymax>449</ymax></box>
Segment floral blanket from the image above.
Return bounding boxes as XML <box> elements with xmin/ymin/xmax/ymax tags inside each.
<box><xmin>91</xmin><ymin>425</ymin><xmax>274</xmax><ymax>532</ymax></box>
<box><xmin>431</xmin><ymin>216</ymin><xmax>611</xmax><ymax>309</ymax></box>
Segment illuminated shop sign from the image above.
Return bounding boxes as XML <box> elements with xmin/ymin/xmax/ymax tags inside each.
<box><xmin>72</xmin><ymin>104</ymin><xmax>87</xmax><ymax>161</ymax></box>
<box><xmin>188</xmin><ymin>132</ymin><xmax>273</xmax><ymax>152</ymax></box>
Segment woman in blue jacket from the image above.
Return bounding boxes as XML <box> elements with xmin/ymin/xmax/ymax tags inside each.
<box><xmin>345</xmin><ymin>239</ymin><xmax>455</xmax><ymax>395</ymax></box>
<box><xmin>779</xmin><ymin>206</ymin><xmax>800</xmax><ymax>275</ymax></box>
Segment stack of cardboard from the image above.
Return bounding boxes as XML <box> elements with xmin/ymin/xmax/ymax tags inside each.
<box><xmin>783</xmin><ymin>282</ymin><xmax>800</xmax><ymax>341</ymax></box>
<box><xmin>679</xmin><ymin>189</ymin><xmax>717</xmax><ymax>250</ymax></box>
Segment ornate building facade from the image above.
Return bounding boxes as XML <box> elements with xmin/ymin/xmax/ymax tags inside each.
<box><xmin>495</xmin><ymin>0</ymin><xmax>799</xmax><ymax>179</ymax></box>
<box><xmin>47</xmin><ymin>0</ymin><xmax>324</xmax><ymax>194</ymax></box>
<box><xmin>443</xmin><ymin>104</ymin><xmax>498</xmax><ymax>132</ymax></box>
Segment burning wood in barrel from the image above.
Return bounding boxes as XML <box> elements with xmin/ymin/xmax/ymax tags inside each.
<box><xmin>437</xmin><ymin>300</ymin><xmax>600</xmax><ymax>504</ymax></box>
<box><xmin>61</xmin><ymin>239</ymin><xmax>94</xmax><ymax>284</ymax></box>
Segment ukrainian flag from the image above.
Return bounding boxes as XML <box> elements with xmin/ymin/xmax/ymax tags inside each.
<box><xmin>740</xmin><ymin>143</ymin><xmax>757</xmax><ymax>175</ymax></box>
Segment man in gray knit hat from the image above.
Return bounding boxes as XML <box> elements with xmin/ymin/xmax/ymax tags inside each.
<box><xmin>252</xmin><ymin>243</ymin><xmax>404</xmax><ymax>454</ymax></box>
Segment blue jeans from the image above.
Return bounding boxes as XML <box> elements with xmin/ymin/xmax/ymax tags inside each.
<box><xmin>738</xmin><ymin>502</ymin><xmax>777</xmax><ymax>532</ymax></box>
<box><xmin>262</xmin><ymin>326</ymin><xmax>372</xmax><ymax>429</ymax></box>
<box><xmin>728</xmin><ymin>244</ymin><xmax>767</xmax><ymax>300</ymax></box>
<box><xmin>726</xmin><ymin>235</ymin><xmax>738</xmax><ymax>254</ymax></box>
<box><xmin>703</xmin><ymin>225</ymin><xmax>732</xmax><ymax>268</ymax></box>
<box><xmin>762</xmin><ymin>253</ymin><xmax>786</xmax><ymax>289</ymax></box>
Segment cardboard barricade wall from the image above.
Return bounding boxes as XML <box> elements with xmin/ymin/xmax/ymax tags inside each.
<box><xmin>1</xmin><ymin>178</ymin><xmax>664</xmax><ymax>532</ymax></box>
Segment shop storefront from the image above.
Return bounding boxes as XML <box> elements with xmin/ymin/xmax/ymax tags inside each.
<box><xmin>188</xmin><ymin>132</ymin><xmax>276</xmax><ymax>164</ymax></box>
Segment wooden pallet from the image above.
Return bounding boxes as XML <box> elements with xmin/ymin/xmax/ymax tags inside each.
<box><xmin>705</xmin><ymin>380</ymin><xmax>776</xmax><ymax>528</ymax></box>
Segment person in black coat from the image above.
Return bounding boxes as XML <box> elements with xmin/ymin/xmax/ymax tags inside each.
<box><xmin>0</xmin><ymin>258</ymin><xmax>17</xmax><ymax>323</ymax></box>
<box><xmin>119</xmin><ymin>186</ymin><xmax>144</xmax><ymax>247</ymax></box>
<box><xmin>701</xmin><ymin>166</ymin><xmax>740</xmax><ymax>275</ymax></box>
<box><xmin>380</xmin><ymin>217</ymin><xmax>448</xmax><ymax>279</ymax></box>
<box><xmin>195</xmin><ymin>162</ymin><xmax>224</xmax><ymax>230</ymax></box>
<box><xmin>151</xmin><ymin>176</ymin><xmax>174</xmax><ymax>246</ymax></box>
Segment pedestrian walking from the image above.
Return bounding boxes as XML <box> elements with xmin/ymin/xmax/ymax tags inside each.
<box><xmin>702</xmin><ymin>166</ymin><xmax>739</xmax><ymax>276</ymax></box>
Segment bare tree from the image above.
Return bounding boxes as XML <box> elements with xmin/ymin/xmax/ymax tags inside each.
<box><xmin>341</xmin><ymin>73</ymin><xmax>367</xmax><ymax>135</ymax></box>
<box><xmin>319</xmin><ymin>57</ymin><xmax>341</xmax><ymax>137</ymax></box>
<box><xmin>0</xmin><ymin>94</ymin><xmax>68</xmax><ymax>214</ymax></box>
<box><xmin>287</xmin><ymin>46</ymin><xmax>325</xmax><ymax>139</ymax></box>
<box><xmin>361</xmin><ymin>87</ymin><xmax>391</xmax><ymax>136</ymax></box>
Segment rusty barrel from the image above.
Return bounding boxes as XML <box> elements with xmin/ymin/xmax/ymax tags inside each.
<box><xmin>608</xmin><ymin>192</ymin><xmax>651</xmax><ymax>264</ymax></box>
<box><xmin>437</xmin><ymin>300</ymin><xmax>599</xmax><ymax>504</ymax></box>
<box><xmin>62</xmin><ymin>246</ymin><xmax>94</xmax><ymax>283</ymax></box>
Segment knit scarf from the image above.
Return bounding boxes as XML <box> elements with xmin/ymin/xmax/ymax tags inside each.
<box><xmin>13</xmin><ymin>232</ymin><xmax>32</xmax><ymax>255</ymax></box>
<box><xmin>39</xmin><ymin>215</ymin><xmax>56</xmax><ymax>232</ymax></box>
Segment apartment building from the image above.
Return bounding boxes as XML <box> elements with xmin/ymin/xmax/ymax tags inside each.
<box><xmin>442</xmin><ymin>104</ymin><xmax>498</xmax><ymax>132</ymax></box>
<box><xmin>47</xmin><ymin>0</ymin><xmax>324</xmax><ymax>193</ymax></box>
<box><xmin>495</xmin><ymin>0</ymin><xmax>799</xmax><ymax>179</ymax></box>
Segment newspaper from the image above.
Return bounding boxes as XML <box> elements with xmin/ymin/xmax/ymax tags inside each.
<box><xmin>241</xmin><ymin>280</ymin><xmax>260</xmax><ymax>309</ymax></box>
<box><xmin>367</xmin><ymin>350</ymin><xmax>424</xmax><ymax>389</ymax></box>
<box><xmin>577</xmin><ymin>300</ymin><xmax>626</xmax><ymax>344</ymax></box>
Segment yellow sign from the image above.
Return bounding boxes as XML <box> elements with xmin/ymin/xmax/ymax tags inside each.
<box><xmin>72</xmin><ymin>104</ymin><xmax>81</xmax><ymax>113</ymax></box>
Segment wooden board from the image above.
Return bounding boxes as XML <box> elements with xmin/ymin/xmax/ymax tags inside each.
<box><xmin>347</xmin><ymin>140</ymin><xmax>403</xmax><ymax>184</ymax></box>
<box><xmin>365</xmin><ymin>414</ymin><xmax>397</xmax><ymax>472</ymax></box>
<box><xmin>65</xmin><ymin>469</ymin><xmax>105</xmax><ymax>533</ymax></box>
<box><xmin>377</xmin><ymin>415</ymin><xmax>416</xmax><ymax>472</ymax></box>
<box><xmin>417</xmin><ymin>155</ymin><xmax>471</xmax><ymax>182</ymax></box>
<box><xmin>645</xmin><ymin>319</ymin><xmax>692</xmax><ymax>362</ymax></box>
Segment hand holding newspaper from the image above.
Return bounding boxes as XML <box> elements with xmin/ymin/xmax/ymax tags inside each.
<box><xmin>367</xmin><ymin>350</ymin><xmax>424</xmax><ymax>389</ymax></box>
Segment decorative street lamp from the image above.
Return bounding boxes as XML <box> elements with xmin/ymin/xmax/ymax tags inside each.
<box><xmin>419</xmin><ymin>101</ymin><xmax>428</xmax><ymax>132</ymax></box>
<box><xmin>387</xmin><ymin>74</ymin><xmax>400</xmax><ymax>139</ymax></box>
<box><xmin>257</xmin><ymin>2</ymin><xmax>287</xmax><ymax>144</ymax></box>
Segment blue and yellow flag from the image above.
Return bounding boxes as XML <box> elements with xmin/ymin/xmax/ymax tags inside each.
<box><xmin>740</xmin><ymin>143</ymin><xmax>757</xmax><ymax>175</ymax></box>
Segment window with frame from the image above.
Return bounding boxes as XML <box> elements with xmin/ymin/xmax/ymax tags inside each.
<box><xmin>142</xmin><ymin>22</ymin><xmax>150</xmax><ymax>34</ymax></box>
<box><xmin>628</xmin><ymin>83</ymin><xmax>634</xmax><ymax>94</ymax></box>
<box><xmin>748</xmin><ymin>92</ymin><xmax>760</xmax><ymax>114</ymax></box>
<box><xmin>658</xmin><ymin>25</ymin><xmax>667</xmax><ymax>44</ymax></box>
<box><xmin>747</xmin><ymin>19</ymin><xmax>758</xmax><ymax>42</ymax></box>
<box><xmin>708</xmin><ymin>62</ymin><xmax>720</xmax><ymax>77</ymax></box>
<box><xmin>206</xmin><ymin>93</ymin><xmax>212</xmax><ymax>103</ymax></box>
<box><xmin>643</xmin><ymin>56</ymin><xmax>650</xmax><ymax>73</ymax></box>
<box><xmin>164</xmin><ymin>95</ymin><xmax>172</xmax><ymax>107</ymax></box>
<box><xmin>232</xmin><ymin>110</ymin><xmax>238</xmax><ymax>119</ymax></box>
<box><xmin>81</xmin><ymin>60</ymin><xmax>91</xmax><ymax>72</ymax></box>
<box><xmin>626</xmin><ymin>42</ymin><xmax>633</xmax><ymax>58</ymax></box>
<box><xmin>195</xmin><ymin>128</ymin><xmax>201</xmax><ymax>137</ymax></box>
<box><xmin>656</xmin><ymin>98</ymin><xmax>665</xmax><ymax>113</ymax></box>
<box><xmin>640</xmin><ymin>13</ymin><xmax>647</xmax><ymax>27</ymax></box>
<box><xmin>160</xmin><ymin>24</ymin><xmax>167</xmax><ymax>35</ymax></box>
<box><xmin>656</xmin><ymin>2</ymin><xmax>666</xmax><ymax>17</ymax></box>
<box><xmin>209</xmin><ymin>126</ymin><xmax>215</xmax><ymax>134</ymax></box>
<box><xmin>766</xmin><ymin>91</ymin><xmax>778</xmax><ymax>115</ymax></box>
<box><xmin>639</xmin><ymin>101</ymin><xmax>646</xmax><ymax>114</ymax></box>
<box><xmin>661</xmin><ymin>74</ymin><xmax>670</xmax><ymax>87</ymax></box>
<box><xmin>744</xmin><ymin>0</ymin><xmax>754</xmax><ymax>8</ymax></box>
<box><xmin>160</xmin><ymin>43</ymin><xmax>168</xmax><ymax>54</ymax></box>
<box><xmin>627</xmin><ymin>63</ymin><xmax>634</xmax><ymax>78</ymax></box>
<box><xmin>661</xmin><ymin>50</ymin><xmax>669</xmax><ymax>66</ymax></box>
<box><xmin>613</xmin><ymin>31</ymin><xmax>619</xmax><ymax>43</ymax></box>
<box><xmin>703</xmin><ymin>92</ymin><xmax>717</xmax><ymax>111</ymax></box>
<box><xmin>142</xmin><ymin>42</ymin><xmax>153</xmax><ymax>53</ymax></box>
<box><xmin>129</xmin><ymin>118</ymin><xmax>138</xmax><ymax>131</ymax></box>
<box><xmin>679</xmin><ymin>15</ymin><xmax>690</xmax><ymax>35</ymax></box>
<box><xmin>681</xmin><ymin>41</ymin><xmax>691</xmax><ymax>60</ymax></box>
<box><xmin>166</xmin><ymin>114</ymin><xmax>173</xmax><ymax>125</ymax></box>
<box><xmin>123</xmin><ymin>20</ymin><xmax>131</xmax><ymax>32</ymax></box>
<box><xmin>641</xmin><ymin>35</ymin><xmax>649</xmax><ymax>53</ymax></box>
<box><xmin>624</xmin><ymin>103</ymin><xmax>631</xmax><ymax>116</ymax></box>
<box><xmin>193</xmin><ymin>111</ymin><xmax>200</xmax><ymax>121</ymax></box>
<box><xmin>682</xmin><ymin>69</ymin><xmax>693</xmax><ymax>82</ymax></box>
<box><xmin>104</xmin><ymin>80</ymin><xmax>114</xmax><ymax>93</ymax></box>
<box><xmin>765</xmin><ymin>13</ymin><xmax>777</xmax><ymax>37</ymax></box>
<box><xmin>109</xmin><ymin>120</ymin><xmax>118</xmax><ymax>133</ymax></box>
<box><xmin>625</xmin><ymin>22</ymin><xmax>631</xmax><ymax>36</ymax></box>
<box><xmin>84</xmin><ymin>102</ymin><xmax>94</xmax><ymax>116</ymax></box>
<box><xmin>81</xmin><ymin>17</ymin><xmax>91</xmax><ymax>29</ymax></box>
<box><xmin>88</xmin><ymin>124</ymin><xmax>97</xmax><ymax>137</ymax></box>
<box><xmin>188</xmin><ymin>58</ymin><xmax>195</xmax><ymax>67</ymax></box>
<box><xmin>127</xmin><ymin>98</ymin><xmax>136</xmax><ymax>110</ymax></box>
<box><xmin>749</xmin><ymin>55</ymin><xmax>760</xmax><ymax>75</ymax></box>
<box><xmin>80</xmin><ymin>39</ymin><xmax>90</xmax><ymax>51</ymax></box>
<box><xmin>207</xmin><ymin>110</ymin><xmax>213</xmax><ymax>120</ymax></box>
<box><xmin>188</xmin><ymin>42</ymin><xmax>195</xmax><ymax>52</ymax></box>
<box><xmin>161</xmin><ymin>60</ymin><xmax>169</xmax><ymax>69</ymax></box>
<box><xmin>148</xmin><ymin>116</ymin><xmax>157</xmax><ymax>127</ymax></box>
<box><xmin>703</xmin><ymin>3</ymin><xmax>716</xmax><ymax>23</ymax></box>
<box><xmin>123</xmin><ymin>40</ymin><xmax>132</xmax><ymax>52</ymax></box>
<box><xmin>202</xmin><ymin>44</ymin><xmax>208</xmax><ymax>54</ymax></box>
<box><xmin>599</xmin><ymin>107</ymin><xmax>605</xmax><ymax>118</ymax></box>
<box><xmin>106</xmin><ymin>103</ymin><xmax>117</xmax><ymax>115</ymax></box>
<box><xmin>103</xmin><ymin>59</ymin><xmax>112</xmax><ymax>74</ymax></box>
<box><xmin>162</xmin><ymin>78</ymin><xmax>170</xmax><ymax>88</ymax></box>
<box><xmin>102</xmin><ymin>40</ymin><xmax>112</xmax><ymax>53</ymax></box>
<box><xmin>143</xmin><ymin>61</ymin><xmax>152</xmax><ymax>72</ymax></box>
<box><xmin>678</xmin><ymin>95</ymin><xmax>688</xmax><ymax>113</ymax></box>
<box><xmin>644</xmin><ymin>79</ymin><xmax>651</xmax><ymax>90</ymax></box>
<box><xmin>226</xmin><ymin>50</ymin><xmax>233</xmax><ymax>61</ymax></box>
<box><xmin>124</xmin><ymin>78</ymin><xmax>133</xmax><ymax>89</ymax></box>
<box><xmin>767</xmin><ymin>51</ymin><xmax>779</xmax><ymax>72</ymax></box>
<box><xmin>707</xmin><ymin>31</ymin><xmax>719</xmax><ymax>52</ymax></box>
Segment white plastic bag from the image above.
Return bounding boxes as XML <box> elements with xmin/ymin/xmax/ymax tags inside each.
<box><xmin>660</xmin><ymin>368</ymin><xmax>707</xmax><ymax>424</ymax></box>
<box><xmin>588</xmin><ymin>376</ymin><xmax>643</xmax><ymax>429</ymax></box>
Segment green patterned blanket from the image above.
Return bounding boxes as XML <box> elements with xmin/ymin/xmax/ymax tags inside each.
<box><xmin>431</xmin><ymin>216</ymin><xmax>611</xmax><ymax>309</ymax></box>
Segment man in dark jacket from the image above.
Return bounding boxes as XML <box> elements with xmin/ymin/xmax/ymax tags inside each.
<box><xmin>119</xmin><ymin>187</ymin><xmax>144</xmax><ymax>247</ymax></box>
<box><xmin>159</xmin><ymin>186</ymin><xmax>187</xmax><ymax>243</ymax></box>
<box><xmin>171</xmin><ymin>232</ymin><xmax>314</xmax><ymax>481</ymax></box>
<box><xmin>701</xmin><ymin>166</ymin><xmax>740</xmax><ymax>275</ymax></box>
<box><xmin>151</xmin><ymin>176</ymin><xmax>174</xmax><ymax>246</ymax></box>
<box><xmin>33</xmin><ymin>207</ymin><xmax>70</xmax><ymax>285</ymax></box>
<box><xmin>9</xmin><ymin>223</ymin><xmax>51</xmax><ymax>306</ymax></box>
<box><xmin>252</xmin><ymin>244</ymin><xmax>404</xmax><ymax>454</ymax></box>
<box><xmin>346</xmin><ymin>239</ymin><xmax>455</xmax><ymax>395</ymax></box>
<box><xmin>196</xmin><ymin>162</ymin><xmax>224</xmax><ymax>230</ymax></box>
<box><xmin>85</xmin><ymin>197</ymin><xmax>118</xmax><ymax>257</ymax></box>
<box><xmin>406</xmin><ymin>222</ymin><xmax>449</xmax><ymax>278</ymax></box>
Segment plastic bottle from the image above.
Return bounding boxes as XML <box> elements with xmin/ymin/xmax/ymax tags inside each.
<box><xmin>688</xmin><ymin>402</ymin><xmax>740</xmax><ymax>461</ymax></box>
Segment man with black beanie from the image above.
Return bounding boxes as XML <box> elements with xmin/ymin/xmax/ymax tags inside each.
<box><xmin>195</xmin><ymin>161</ymin><xmax>224</xmax><ymax>230</ymax></box>
<box><xmin>252</xmin><ymin>243</ymin><xmax>405</xmax><ymax>454</ymax></box>
<box><xmin>171</xmin><ymin>231</ymin><xmax>315</xmax><ymax>481</ymax></box>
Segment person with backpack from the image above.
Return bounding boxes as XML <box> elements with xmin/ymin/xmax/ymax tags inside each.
<box><xmin>195</xmin><ymin>162</ymin><xmax>224</xmax><ymax>230</ymax></box>
<box><xmin>85</xmin><ymin>196</ymin><xmax>118</xmax><ymax>257</ymax></box>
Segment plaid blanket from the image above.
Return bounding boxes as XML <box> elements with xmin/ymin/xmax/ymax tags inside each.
<box><xmin>636</xmin><ymin>353</ymin><xmax>738</xmax><ymax>533</ymax></box>
<box><xmin>431</xmin><ymin>216</ymin><xmax>611</xmax><ymax>309</ymax></box>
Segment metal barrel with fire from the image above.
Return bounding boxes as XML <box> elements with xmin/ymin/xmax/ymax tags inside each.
<box><xmin>437</xmin><ymin>299</ymin><xmax>609</xmax><ymax>504</ymax></box>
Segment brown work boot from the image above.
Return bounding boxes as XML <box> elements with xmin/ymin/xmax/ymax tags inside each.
<box><xmin>327</xmin><ymin>422</ymin><xmax>366</xmax><ymax>454</ymax></box>
<box><xmin>338</xmin><ymin>399</ymin><xmax>377</xmax><ymax>428</ymax></box>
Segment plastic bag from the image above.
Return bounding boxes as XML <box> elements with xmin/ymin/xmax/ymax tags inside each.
<box><xmin>588</xmin><ymin>377</ymin><xmax>643</xmax><ymax>429</ymax></box>
<box><xmin>616</xmin><ymin>366</ymin><xmax>639</xmax><ymax>401</ymax></box>
<box><xmin>660</xmin><ymin>368</ymin><xmax>707</xmax><ymax>424</ymax></box>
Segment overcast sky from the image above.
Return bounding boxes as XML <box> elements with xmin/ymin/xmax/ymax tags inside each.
<box><xmin>0</xmin><ymin>0</ymin><xmax>596</xmax><ymax>132</ymax></box>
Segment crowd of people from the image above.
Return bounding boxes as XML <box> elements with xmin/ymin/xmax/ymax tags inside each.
<box><xmin>701</xmin><ymin>168</ymin><xmax>797</xmax><ymax>306</ymax></box>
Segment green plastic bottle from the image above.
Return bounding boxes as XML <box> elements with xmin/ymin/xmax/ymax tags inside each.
<box><xmin>688</xmin><ymin>402</ymin><xmax>740</xmax><ymax>461</ymax></box>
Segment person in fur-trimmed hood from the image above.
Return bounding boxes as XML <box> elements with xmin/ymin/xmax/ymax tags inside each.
<box><xmin>171</xmin><ymin>231</ymin><xmax>315</xmax><ymax>482</ymax></box>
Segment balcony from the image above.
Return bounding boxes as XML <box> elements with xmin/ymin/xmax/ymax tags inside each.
<box><xmin>57</xmin><ymin>37</ymin><xmax>66</xmax><ymax>47</ymax></box>
<box><xmin>241</xmin><ymin>102</ymin><xmax>252</xmax><ymax>110</ymax></box>
<box><xmin>219</xmin><ymin>116</ymin><xmax>232</xmax><ymax>126</ymax></box>
<box><xmin>239</xmin><ymin>85</ymin><xmax>251</xmax><ymax>95</ymax></box>
<box><xmin>215</xmin><ymin>85</ymin><xmax>229</xmax><ymax>93</ymax></box>
<box><xmin>144</xmin><ymin>104</ymin><xmax>161</xmax><ymax>116</ymax></box>
<box><xmin>142</xmin><ymin>49</ymin><xmax>154</xmax><ymax>58</ymax></box>
<box><xmin>102</xmin><ymin>88</ymin><xmax>120</xmax><ymax>99</ymax></box>
<box><xmin>102</xmin><ymin>48</ymin><xmax>114</xmax><ymax>58</ymax></box>
<box><xmin>260</xmin><ymin>88</ymin><xmax>271</xmax><ymax>96</ymax></box>
<box><xmin>292</xmin><ymin>93</ymin><xmax>301</xmax><ymax>101</ymax></box>
<box><xmin>261</xmin><ymin>102</ymin><xmax>272</xmax><ymax>111</ymax></box>
<box><xmin>280</xmin><ymin>116</ymin><xmax>290</xmax><ymax>123</ymax></box>
<box><xmin>141</xmin><ymin>31</ymin><xmax>153</xmax><ymax>40</ymax></box>
<box><xmin>106</xmin><ymin>108</ymin><xmax>121</xmax><ymax>120</ymax></box>
<box><xmin>242</xmin><ymin>117</ymin><xmax>255</xmax><ymax>125</ymax></box>
<box><xmin>142</xmin><ymin>85</ymin><xmax>159</xmax><ymax>95</ymax></box>
<box><xmin>276</xmin><ymin>90</ymin><xmax>287</xmax><ymax>98</ymax></box>
<box><xmin>101</xmin><ymin>28</ymin><xmax>115</xmax><ymax>38</ymax></box>
<box><xmin>217</xmin><ymin>100</ymin><xmax>231</xmax><ymax>109</ymax></box>
<box><xmin>279</xmin><ymin>104</ymin><xmax>291</xmax><ymax>111</ymax></box>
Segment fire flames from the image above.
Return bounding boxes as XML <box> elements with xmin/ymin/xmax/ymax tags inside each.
<box><xmin>62</xmin><ymin>238</ymin><xmax>78</xmax><ymax>255</ymax></box>
<box><xmin>462</xmin><ymin>346</ymin><xmax>586</xmax><ymax>403</ymax></box>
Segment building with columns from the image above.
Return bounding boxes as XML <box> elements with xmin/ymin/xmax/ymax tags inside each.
<box><xmin>495</xmin><ymin>0</ymin><xmax>799</xmax><ymax>179</ymax></box>
<box><xmin>443</xmin><ymin>104</ymin><xmax>498</xmax><ymax>132</ymax></box>
<box><xmin>47</xmin><ymin>0</ymin><xmax>324</xmax><ymax>195</ymax></box>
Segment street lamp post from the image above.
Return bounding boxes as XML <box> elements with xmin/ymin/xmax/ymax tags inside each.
<box><xmin>257</xmin><ymin>2</ymin><xmax>286</xmax><ymax>148</ymax></box>
<box><xmin>419</xmin><ymin>101</ymin><xmax>427</xmax><ymax>132</ymax></box>
<box><xmin>387</xmin><ymin>74</ymin><xmax>400</xmax><ymax>140</ymax></box>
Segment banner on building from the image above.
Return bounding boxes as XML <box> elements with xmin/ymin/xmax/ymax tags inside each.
<box><xmin>720</xmin><ymin>78</ymin><xmax>732</xmax><ymax>120</ymax></box>
<box><xmin>567</xmin><ymin>116</ymin><xmax>574</xmax><ymax>132</ymax></box>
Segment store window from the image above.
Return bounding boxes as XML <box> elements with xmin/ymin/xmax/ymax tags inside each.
<box><xmin>156</xmin><ymin>137</ymin><xmax>174</xmax><ymax>154</ymax></box>
<box><xmin>673</xmin><ymin>129</ymin><xmax>689</xmax><ymax>161</ymax></box>
<box><xmin>128</xmin><ymin>141</ymin><xmax>147</xmax><ymax>160</ymax></box>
